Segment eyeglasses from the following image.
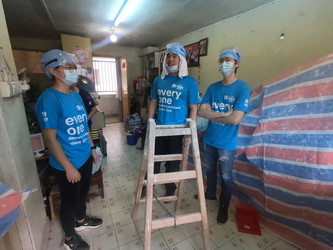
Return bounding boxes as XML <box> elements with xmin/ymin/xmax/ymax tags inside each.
<box><xmin>56</xmin><ymin>64</ymin><xmax>77</xmax><ymax>72</ymax></box>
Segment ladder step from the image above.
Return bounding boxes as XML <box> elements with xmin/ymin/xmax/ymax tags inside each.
<box><xmin>156</xmin><ymin>124</ymin><xmax>187</xmax><ymax>128</ymax></box>
<box><xmin>154</xmin><ymin>154</ymin><xmax>183</xmax><ymax>162</ymax></box>
<box><xmin>153</xmin><ymin>171</ymin><xmax>197</xmax><ymax>184</ymax></box>
<box><xmin>139</xmin><ymin>195</ymin><xmax>177</xmax><ymax>204</ymax></box>
<box><xmin>152</xmin><ymin>213</ymin><xmax>202</xmax><ymax>230</ymax></box>
<box><xmin>155</xmin><ymin>128</ymin><xmax>191</xmax><ymax>137</ymax></box>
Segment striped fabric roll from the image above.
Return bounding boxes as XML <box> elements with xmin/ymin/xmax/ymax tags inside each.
<box><xmin>234</xmin><ymin>54</ymin><xmax>333</xmax><ymax>249</ymax></box>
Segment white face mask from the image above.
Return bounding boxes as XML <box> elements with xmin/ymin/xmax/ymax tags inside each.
<box><xmin>219</xmin><ymin>62</ymin><xmax>235</xmax><ymax>77</ymax></box>
<box><xmin>62</xmin><ymin>70</ymin><xmax>79</xmax><ymax>85</ymax></box>
<box><xmin>166</xmin><ymin>65</ymin><xmax>179</xmax><ymax>73</ymax></box>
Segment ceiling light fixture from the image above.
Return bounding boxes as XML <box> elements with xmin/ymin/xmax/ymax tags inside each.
<box><xmin>113</xmin><ymin>0</ymin><xmax>130</xmax><ymax>27</ymax></box>
<box><xmin>109</xmin><ymin>0</ymin><xmax>137</xmax><ymax>43</ymax></box>
<box><xmin>110</xmin><ymin>30</ymin><xmax>118</xmax><ymax>43</ymax></box>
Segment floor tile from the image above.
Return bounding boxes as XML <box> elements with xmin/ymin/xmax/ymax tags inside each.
<box><xmin>160</xmin><ymin>225</ymin><xmax>187</xmax><ymax>247</ymax></box>
<box><xmin>235</xmin><ymin>233</ymin><xmax>267</xmax><ymax>250</ymax></box>
<box><xmin>217</xmin><ymin>239</ymin><xmax>245</xmax><ymax>250</ymax></box>
<box><xmin>119</xmin><ymin>238</ymin><xmax>143</xmax><ymax>250</ymax></box>
<box><xmin>109</xmin><ymin>197</ymin><xmax>128</xmax><ymax>214</ymax></box>
<box><xmin>209</xmin><ymin>223</ymin><xmax>234</xmax><ymax>247</ymax></box>
<box><xmin>170</xmin><ymin>238</ymin><xmax>195</xmax><ymax>250</ymax></box>
<box><xmin>92</xmin><ymin>229</ymin><xmax>118</xmax><ymax>250</ymax></box>
<box><xmin>115</xmin><ymin>223</ymin><xmax>140</xmax><ymax>246</ymax></box>
<box><xmin>91</xmin><ymin>203</ymin><xmax>111</xmax><ymax>217</ymax></box>
<box><xmin>111</xmin><ymin>209</ymin><xmax>134</xmax><ymax>228</ymax></box>
<box><xmin>179</xmin><ymin>222</ymin><xmax>202</xmax><ymax>238</ymax></box>
<box><xmin>149</xmin><ymin>230</ymin><xmax>169</xmax><ymax>250</ymax></box>
<box><xmin>265</xmin><ymin>239</ymin><xmax>300</xmax><ymax>250</ymax></box>
<box><xmin>187</xmin><ymin>232</ymin><xmax>217</xmax><ymax>250</ymax></box>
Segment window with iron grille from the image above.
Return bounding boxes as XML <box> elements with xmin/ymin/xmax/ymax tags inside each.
<box><xmin>93</xmin><ymin>57</ymin><xmax>117</xmax><ymax>94</ymax></box>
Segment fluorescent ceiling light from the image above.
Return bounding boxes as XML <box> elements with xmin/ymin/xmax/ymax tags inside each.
<box><xmin>114</xmin><ymin>0</ymin><xmax>138</xmax><ymax>27</ymax></box>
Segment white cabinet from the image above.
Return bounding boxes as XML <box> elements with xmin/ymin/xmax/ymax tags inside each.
<box><xmin>142</xmin><ymin>51</ymin><xmax>162</xmax><ymax>82</ymax></box>
<box><xmin>146</xmin><ymin>52</ymin><xmax>160</xmax><ymax>69</ymax></box>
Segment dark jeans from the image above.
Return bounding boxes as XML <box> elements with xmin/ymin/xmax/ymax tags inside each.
<box><xmin>154</xmin><ymin>136</ymin><xmax>183</xmax><ymax>193</ymax></box>
<box><xmin>52</xmin><ymin>155</ymin><xmax>93</xmax><ymax>237</ymax></box>
<box><xmin>203</xmin><ymin>143</ymin><xmax>235</xmax><ymax>207</ymax></box>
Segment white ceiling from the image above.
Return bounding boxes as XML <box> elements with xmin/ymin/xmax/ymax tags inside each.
<box><xmin>2</xmin><ymin>0</ymin><xmax>275</xmax><ymax>49</ymax></box>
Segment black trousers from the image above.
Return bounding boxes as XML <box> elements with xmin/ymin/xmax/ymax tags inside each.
<box><xmin>52</xmin><ymin>155</ymin><xmax>92</xmax><ymax>237</ymax></box>
<box><xmin>154</xmin><ymin>136</ymin><xmax>183</xmax><ymax>193</ymax></box>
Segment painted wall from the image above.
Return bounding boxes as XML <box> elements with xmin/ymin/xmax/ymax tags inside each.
<box><xmin>98</xmin><ymin>94</ymin><xmax>119</xmax><ymax>116</ymax></box>
<box><xmin>0</xmin><ymin>1</ymin><xmax>47</xmax><ymax>249</ymax></box>
<box><xmin>163</xmin><ymin>0</ymin><xmax>333</xmax><ymax>94</ymax></box>
<box><xmin>61</xmin><ymin>34</ymin><xmax>93</xmax><ymax>68</ymax></box>
<box><xmin>12</xmin><ymin>50</ymin><xmax>44</xmax><ymax>74</ymax></box>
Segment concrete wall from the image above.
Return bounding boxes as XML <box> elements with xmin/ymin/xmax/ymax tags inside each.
<box><xmin>163</xmin><ymin>0</ymin><xmax>333</xmax><ymax>93</ymax></box>
<box><xmin>0</xmin><ymin>1</ymin><xmax>48</xmax><ymax>249</ymax></box>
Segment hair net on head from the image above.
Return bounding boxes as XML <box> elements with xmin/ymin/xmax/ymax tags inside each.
<box><xmin>40</xmin><ymin>49</ymin><xmax>78</xmax><ymax>78</ymax></box>
<box><xmin>166</xmin><ymin>42</ymin><xmax>187</xmax><ymax>58</ymax></box>
<box><xmin>219</xmin><ymin>47</ymin><xmax>241</xmax><ymax>62</ymax></box>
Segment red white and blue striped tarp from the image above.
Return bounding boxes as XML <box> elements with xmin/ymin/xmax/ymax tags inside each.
<box><xmin>0</xmin><ymin>182</ymin><xmax>36</xmax><ymax>237</ymax></box>
<box><xmin>234</xmin><ymin>54</ymin><xmax>333</xmax><ymax>250</ymax></box>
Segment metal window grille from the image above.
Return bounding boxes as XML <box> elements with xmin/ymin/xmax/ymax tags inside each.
<box><xmin>93</xmin><ymin>57</ymin><xmax>117</xmax><ymax>93</ymax></box>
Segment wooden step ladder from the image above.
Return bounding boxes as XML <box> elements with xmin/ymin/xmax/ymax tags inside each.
<box><xmin>132</xmin><ymin>118</ymin><xmax>210</xmax><ymax>250</ymax></box>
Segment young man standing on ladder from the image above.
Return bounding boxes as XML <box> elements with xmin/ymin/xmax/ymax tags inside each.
<box><xmin>146</xmin><ymin>42</ymin><xmax>200</xmax><ymax>197</ymax></box>
<box><xmin>195</xmin><ymin>47</ymin><xmax>251</xmax><ymax>223</ymax></box>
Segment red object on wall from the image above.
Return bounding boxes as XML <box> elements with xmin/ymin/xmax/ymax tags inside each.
<box><xmin>236</xmin><ymin>203</ymin><xmax>262</xmax><ymax>236</ymax></box>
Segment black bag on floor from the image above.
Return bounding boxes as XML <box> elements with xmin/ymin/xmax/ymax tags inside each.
<box><xmin>99</xmin><ymin>133</ymin><xmax>107</xmax><ymax>157</ymax></box>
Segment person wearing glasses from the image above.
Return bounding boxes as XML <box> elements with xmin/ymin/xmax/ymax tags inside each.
<box><xmin>195</xmin><ymin>47</ymin><xmax>251</xmax><ymax>224</ymax></box>
<box><xmin>35</xmin><ymin>49</ymin><xmax>102</xmax><ymax>250</ymax></box>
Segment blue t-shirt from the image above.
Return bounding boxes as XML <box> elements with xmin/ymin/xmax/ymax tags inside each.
<box><xmin>150</xmin><ymin>75</ymin><xmax>200</xmax><ymax>125</ymax></box>
<box><xmin>35</xmin><ymin>88</ymin><xmax>91</xmax><ymax>171</ymax></box>
<box><xmin>201</xmin><ymin>79</ymin><xmax>251</xmax><ymax>150</ymax></box>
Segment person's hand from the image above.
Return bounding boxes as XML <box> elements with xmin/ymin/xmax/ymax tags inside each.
<box><xmin>224</xmin><ymin>109</ymin><xmax>233</xmax><ymax>117</ymax></box>
<box><xmin>66</xmin><ymin>167</ymin><xmax>81</xmax><ymax>183</ymax></box>
<box><xmin>92</xmin><ymin>149</ymin><xmax>98</xmax><ymax>164</ymax></box>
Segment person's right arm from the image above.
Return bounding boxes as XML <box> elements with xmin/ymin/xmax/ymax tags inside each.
<box><xmin>198</xmin><ymin>103</ymin><xmax>233</xmax><ymax>119</ymax></box>
<box><xmin>88</xmin><ymin>106</ymin><xmax>98</xmax><ymax>121</ymax></box>
<box><xmin>148</xmin><ymin>99</ymin><xmax>157</xmax><ymax>119</ymax></box>
<box><xmin>148</xmin><ymin>77</ymin><xmax>159</xmax><ymax>119</ymax></box>
<box><xmin>42</xmin><ymin>129</ymin><xmax>81</xmax><ymax>183</ymax></box>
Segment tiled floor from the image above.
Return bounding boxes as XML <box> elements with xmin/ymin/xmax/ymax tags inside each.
<box><xmin>105</xmin><ymin>116</ymin><xmax>120</xmax><ymax>124</ymax></box>
<box><xmin>45</xmin><ymin>123</ymin><xmax>299</xmax><ymax>250</ymax></box>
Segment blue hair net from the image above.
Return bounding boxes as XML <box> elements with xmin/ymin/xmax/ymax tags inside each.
<box><xmin>166</xmin><ymin>42</ymin><xmax>186</xmax><ymax>58</ymax></box>
<box><xmin>219</xmin><ymin>47</ymin><xmax>241</xmax><ymax>62</ymax></box>
<box><xmin>40</xmin><ymin>49</ymin><xmax>78</xmax><ymax>78</ymax></box>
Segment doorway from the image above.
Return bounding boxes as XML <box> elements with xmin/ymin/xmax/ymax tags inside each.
<box><xmin>93</xmin><ymin>56</ymin><xmax>129</xmax><ymax>123</ymax></box>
